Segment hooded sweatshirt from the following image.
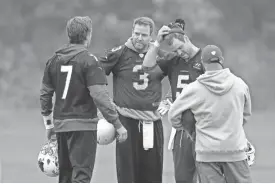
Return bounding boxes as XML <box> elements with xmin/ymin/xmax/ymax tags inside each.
<box><xmin>40</xmin><ymin>44</ymin><xmax>122</xmax><ymax>132</ymax></box>
<box><xmin>168</xmin><ymin>68</ymin><xmax>252</xmax><ymax>162</ymax></box>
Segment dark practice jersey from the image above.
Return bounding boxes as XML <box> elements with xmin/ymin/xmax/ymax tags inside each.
<box><xmin>158</xmin><ymin>49</ymin><xmax>204</xmax><ymax>101</ymax></box>
<box><xmin>40</xmin><ymin>46</ymin><xmax>107</xmax><ymax>120</ymax></box>
<box><xmin>99</xmin><ymin>44</ymin><xmax>165</xmax><ymax>113</ymax></box>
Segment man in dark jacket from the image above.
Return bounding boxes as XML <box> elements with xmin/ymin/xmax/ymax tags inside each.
<box><xmin>40</xmin><ymin>16</ymin><xmax>127</xmax><ymax>183</ymax></box>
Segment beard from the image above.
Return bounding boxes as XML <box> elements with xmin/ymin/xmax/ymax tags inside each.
<box><xmin>132</xmin><ymin>39</ymin><xmax>147</xmax><ymax>51</ymax></box>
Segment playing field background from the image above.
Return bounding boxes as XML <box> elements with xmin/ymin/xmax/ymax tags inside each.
<box><xmin>1</xmin><ymin>109</ymin><xmax>274</xmax><ymax>183</ymax></box>
<box><xmin>1</xmin><ymin>0</ymin><xmax>275</xmax><ymax>182</ymax></box>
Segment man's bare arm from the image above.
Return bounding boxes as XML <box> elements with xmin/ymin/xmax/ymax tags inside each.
<box><xmin>143</xmin><ymin>42</ymin><xmax>160</xmax><ymax>68</ymax></box>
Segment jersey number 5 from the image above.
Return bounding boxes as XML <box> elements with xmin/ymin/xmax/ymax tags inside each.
<box><xmin>61</xmin><ymin>65</ymin><xmax>73</xmax><ymax>99</ymax></box>
<box><xmin>133</xmin><ymin>65</ymin><xmax>149</xmax><ymax>90</ymax></box>
<box><xmin>176</xmin><ymin>74</ymin><xmax>189</xmax><ymax>98</ymax></box>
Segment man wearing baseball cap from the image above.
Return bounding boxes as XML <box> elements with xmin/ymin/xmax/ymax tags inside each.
<box><xmin>168</xmin><ymin>45</ymin><xmax>253</xmax><ymax>182</ymax></box>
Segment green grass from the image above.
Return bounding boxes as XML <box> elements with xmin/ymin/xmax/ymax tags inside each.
<box><xmin>0</xmin><ymin>109</ymin><xmax>274</xmax><ymax>182</ymax></box>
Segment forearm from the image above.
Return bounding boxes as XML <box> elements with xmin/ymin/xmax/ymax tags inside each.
<box><xmin>243</xmin><ymin>87</ymin><xmax>252</xmax><ymax>125</ymax></box>
<box><xmin>40</xmin><ymin>83</ymin><xmax>54</xmax><ymax>116</ymax></box>
<box><xmin>164</xmin><ymin>86</ymin><xmax>173</xmax><ymax>102</ymax></box>
<box><xmin>143</xmin><ymin>42</ymin><xmax>159</xmax><ymax>68</ymax></box>
<box><xmin>40</xmin><ymin>83</ymin><xmax>55</xmax><ymax>129</ymax></box>
<box><xmin>88</xmin><ymin>85</ymin><xmax>122</xmax><ymax>129</ymax></box>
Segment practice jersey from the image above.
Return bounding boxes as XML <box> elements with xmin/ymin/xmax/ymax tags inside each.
<box><xmin>99</xmin><ymin>43</ymin><xmax>165</xmax><ymax>120</ymax></box>
<box><xmin>41</xmin><ymin>45</ymin><xmax>107</xmax><ymax>121</ymax></box>
<box><xmin>158</xmin><ymin>49</ymin><xmax>204</xmax><ymax>101</ymax></box>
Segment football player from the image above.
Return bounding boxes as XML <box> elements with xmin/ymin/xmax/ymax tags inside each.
<box><xmin>40</xmin><ymin>16</ymin><xmax>127</xmax><ymax>183</ymax></box>
<box><xmin>99</xmin><ymin>17</ymin><xmax>165</xmax><ymax>183</ymax></box>
<box><xmin>168</xmin><ymin>45</ymin><xmax>253</xmax><ymax>182</ymax></box>
<box><xmin>142</xmin><ymin>19</ymin><xmax>204</xmax><ymax>183</ymax></box>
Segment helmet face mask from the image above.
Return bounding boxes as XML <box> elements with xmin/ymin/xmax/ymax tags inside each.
<box><xmin>38</xmin><ymin>140</ymin><xmax>59</xmax><ymax>177</ymax></box>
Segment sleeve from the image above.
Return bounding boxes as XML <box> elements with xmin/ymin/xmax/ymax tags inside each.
<box><xmin>243</xmin><ymin>85</ymin><xmax>252</xmax><ymax>125</ymax></box>
<box><xmin>98</xmin><ymin>45</ymin><xmax>123</xmax><ymax>75</ymax></box>
<box><xmin>88</xmin><ymin>85</ymin><xmax>122</xmax><ymax>129</ymax></box>
<box><xmin>40</xmin><ymin>59</ymin><xmax>55</xmax><ymax>116</ymax></box>
<box><xmin>168</xmin><ymin>83</ymin><xmax>199</xmax><ymax>130</ymax></box>
<box><xmin>84</xmin><ymin>54</ymin><xmax>108</xmax><ymax>87</ymax></box>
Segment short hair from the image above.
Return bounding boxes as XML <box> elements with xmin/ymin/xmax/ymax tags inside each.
<box><xmin>168</xmin><ymin>18</ymin><xmax>185</xmax><ymax>31</ymax></box>
<box><xmin>66</xmin><ymin>16</ymin><xmax>93</xmax><ymax>44</ymax></box>
<box><xmin>165</xmin><ymin>27</ymin><xmax>186</xmax><ymax>45</ymax></box>
<box><xmin>133</xmin><ymin>17</ymin><xmax>155</xmax><ymax>35</ymax></box>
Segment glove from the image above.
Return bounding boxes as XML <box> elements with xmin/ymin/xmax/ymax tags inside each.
<box><xmin>245</xmin><ymin>140</ymin><xmax>255</xmax><ymax>167</ymax></box>
<box><xmin>157</xmin><ymin>99</ymin><xmax>172</xmax><ymax>116</ymax></box>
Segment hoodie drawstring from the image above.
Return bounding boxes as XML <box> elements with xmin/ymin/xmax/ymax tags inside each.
<box><xmin>179</xmin><ymin>129</ymin><xmax>184</xmax><ymax>148</ymax></box>
<box><xmin>138</xmin><ymin>120</ymin><xmax>142</xmax><ymax>132</ymax></box>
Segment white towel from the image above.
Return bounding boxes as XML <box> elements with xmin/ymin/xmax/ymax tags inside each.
<box><xmin>142</xmin><ymin>121</ymin><xmax>154</xmax><ymax>150</ymax></box>
<box><xmin>168</xmin><ymin>127</ymin><xmax>177</xmax><ymax>150</ymax></box>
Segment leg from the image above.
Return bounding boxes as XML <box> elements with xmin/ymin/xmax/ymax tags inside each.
<box><xmin>222</xmin><ymin>160</ymin><xmax>252</xmax><ymax>183</ymax></box>
<box><xmin>172</xmin><ymin>130</ymin><xmax>196</xmax><ymax>183</ymax></box>
<box><xmin>116</xmin><ymin>115</ymin><xmax>140</xmax><ymax>183</ymax></box>
<box><xmin>56</xmin><ymin>132</ymin><xmax>73</xmax><ymax>183</ymax></box>
<box><xmin>196</xmin><ymin>162</ymin><xmax>226</xmax><ymax>183</ymax></box>
<box><xmin>138</xmin><ymin>119</ymin><xmax>164</xmax><ymax>183</ymax></box>
<box><xmin>67</xmin><ymin>130</ymin><xmax>97</xmax><ymax>183</ymax></box>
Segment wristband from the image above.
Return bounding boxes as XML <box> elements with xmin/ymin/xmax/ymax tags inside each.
<box><xmin>42</xmin><ymin>113</ymin><xmax>54</xmax><ymax>130</ymax></box>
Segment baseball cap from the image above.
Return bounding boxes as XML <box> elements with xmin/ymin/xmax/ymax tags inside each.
<box><xmin>201</xmin><ymin>45</ymin><xmax>224</xmax><ymax>64</ymax></box>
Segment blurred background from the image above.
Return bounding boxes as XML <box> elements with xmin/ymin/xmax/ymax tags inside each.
<box><xmin>0</xmin><ymin>0</ymin><xmax>275</xmax><ymax>110</ymax></box>
<box><xmin>0</xmin><ymin>0</ymin><xmax>275</xmax><ymax>182</ymax></box>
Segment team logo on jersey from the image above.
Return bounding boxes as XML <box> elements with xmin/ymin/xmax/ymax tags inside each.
<box><xmin>111</xmin><ymin>45</ymin><xmax>122</xmax><ymax>52</ymax></box>
<box><xmin>193</xmin><ymin>63</ymin><xmax>201</xmax><ymax>70</ymax></box>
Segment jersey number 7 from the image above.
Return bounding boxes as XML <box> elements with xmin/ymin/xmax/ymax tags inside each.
<box><xmin>61</xmin><ymin>65</ymin><xmax>73</xmax><ymax>99</ymax></box>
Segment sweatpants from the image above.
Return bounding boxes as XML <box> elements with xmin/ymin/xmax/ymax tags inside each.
<box><xmin>116</xmin><ymin>114</ymin><xmax>164</xmax><ymax>183</ymax></box>
<box><xmin>172</xmin><ymin>130</ymin><xmax>197</xmax><ymax>183</ymax></box>
<box><xmin>196</xmin><ymin>160</ymin><xmax>252</xmax><ymax>183</ymax></box>
<box><xmin>56</xmin><ymin>131</ymin><xmax>97</xmax><ymax>183</ymax></box>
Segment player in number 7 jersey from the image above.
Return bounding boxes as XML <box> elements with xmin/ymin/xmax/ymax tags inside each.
<box><xmin>142</xmin><ymin>19</ymin><xmax>204</xmax><ymax>183</ymax></box>
<box><xmin>40</xmin><ymin>16</ymin><xmax>127</xmax><ymax>183</ymax></box>
<box><xmin>98</xmin><ymin>17</ymin><xmax>165</xmax><ymax>183</ymax></box>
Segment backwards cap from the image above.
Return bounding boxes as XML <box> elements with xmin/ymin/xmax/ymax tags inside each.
<box><xmin>201</xmin><ymin>45</ymin><xmax>224</xmax><ymax>65</ymax></box>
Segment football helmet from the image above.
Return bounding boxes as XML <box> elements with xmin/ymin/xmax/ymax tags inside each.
<box><xmin>246</xmin><ymin>140</ymin><xmax>255</xmax><ymax>167</ymax></box>
<box><xmin>38</xmin><ymin>139</ymin><xmax>59</xmax><ymax>177</ymax></box>
<box><xmin>97</xmin><ymin>118</ymin><xmax>116</xmax><ymax>145</ymax></box>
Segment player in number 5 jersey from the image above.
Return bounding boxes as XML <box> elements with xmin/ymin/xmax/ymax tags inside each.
<box><xmin>142</xmin><ymin>19</ymin><xmax>204</xmax><ymax>183</ymax></box>
<box><xmin>99</xmin><ymin>17</ymin><xmax>165</xmax><ymax>183</ymax></box>
<box><xmin>40</xmin><ymin>16</ymin><xmax>127</xmax><ymax>183</ymax></box>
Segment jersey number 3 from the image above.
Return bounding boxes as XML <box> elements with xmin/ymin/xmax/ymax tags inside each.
<box><xmin>61</xmin><ymin>65</ymin><xmax>73</xmax><ymax>99</ymax></box>
<box><xmin>133</xmin><ymin>65</ymin><xmax>149</xmax><ymax>90</ymax></box>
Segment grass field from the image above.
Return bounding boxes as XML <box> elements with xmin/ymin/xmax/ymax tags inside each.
<box><xmin>0</xmin><ymin>109</ymin><xmax>275</xmax><ymax>183</ymax></box>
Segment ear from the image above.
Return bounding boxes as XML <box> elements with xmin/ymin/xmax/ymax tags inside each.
<box><xmin>131</xmin><ymin>29</ymin><xmax>135</xmax><ymax>37</ymax></box>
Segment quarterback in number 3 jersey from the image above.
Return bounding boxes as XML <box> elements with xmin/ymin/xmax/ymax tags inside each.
<box><xmin>98</xmin><ymin>17</ymin><xmax>165</xmax><ymax>183</ymax></box>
